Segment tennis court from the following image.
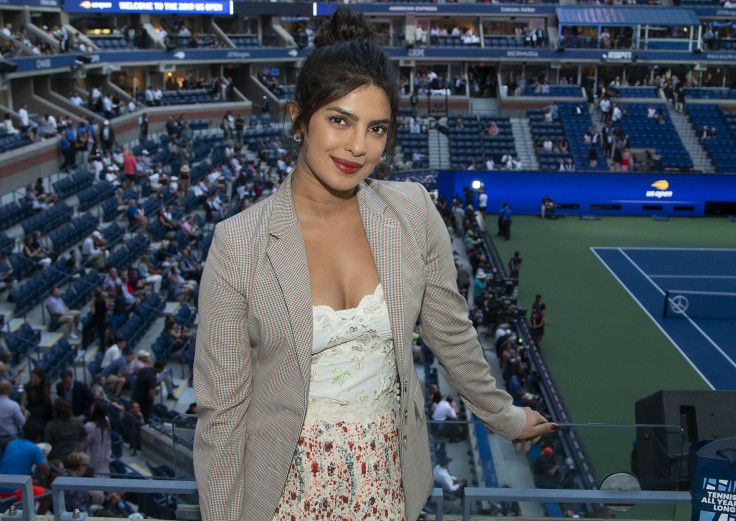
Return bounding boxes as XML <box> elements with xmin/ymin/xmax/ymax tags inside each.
<box><xmin>592</xmin><ymin>247</ymin><xmax>736</xmax><ymax>391</ymax></box>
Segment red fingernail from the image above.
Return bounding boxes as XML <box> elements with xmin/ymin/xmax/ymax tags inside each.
<box><xmin>551</xmin><ymin>424</ymin><xmax>560</xmax><ymax>431</ymax></box>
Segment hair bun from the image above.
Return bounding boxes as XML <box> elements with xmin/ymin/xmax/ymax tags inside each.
<box><xmin>313</xmin><ymin>8</ymin><xmax>376</xmax><ymax>48</ymax></box>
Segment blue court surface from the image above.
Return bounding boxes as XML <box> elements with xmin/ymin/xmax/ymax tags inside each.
<box><xmin>591</xmin><ymin>247</ymin><xmax>736</xmax><ymax>390</ymax></box>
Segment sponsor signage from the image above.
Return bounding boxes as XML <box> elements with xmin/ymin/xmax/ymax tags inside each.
<box><xmin>0</xmin><ymin>0</ymin><xmax>58</xmax><ymax>6</ymax></box>
<box><xmin>64</xmin><ymin>0</ymin><xmax>233</xmax><ymax>14</ymax></box>
<box><xmin>314</xmin><ymin>3</ymin><xmax>554</xmax><ymax>16</ymax></box>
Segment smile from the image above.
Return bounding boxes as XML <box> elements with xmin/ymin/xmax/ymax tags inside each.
<box><xmin>331</xmin><ymin>157</ymin><xmax>363</xmax><ymax>174</ymax></box>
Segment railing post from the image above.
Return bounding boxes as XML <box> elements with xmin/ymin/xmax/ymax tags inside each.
<box><xmin>0</xmin><ymin>475</ymin><xmax>35</xmax><ymax>521</ymax></box>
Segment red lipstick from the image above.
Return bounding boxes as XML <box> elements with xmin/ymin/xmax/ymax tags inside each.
<box><xmin>331</xmin><ymin>157</ymin><xmax>363</xmax><ymax>174</ymax></box>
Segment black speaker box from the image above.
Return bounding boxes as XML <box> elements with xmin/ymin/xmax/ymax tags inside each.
<box><xmin>634</xmin><ymin>390</ymin><xmax>736</xmax><ymax>491</ymax></box>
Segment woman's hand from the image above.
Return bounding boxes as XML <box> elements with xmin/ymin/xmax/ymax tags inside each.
<box><xmin>512</xmin><ymin>407</ymin><xmax>557</xmax><ymax>453</ymax></box>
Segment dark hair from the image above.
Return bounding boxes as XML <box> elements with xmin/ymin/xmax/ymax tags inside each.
<box><xmin>28</xmin><ymin>368</ymin><xmax>50</xmax><ymax>402</ymax></box>
<box><xmin>90</xmin><ymin>400</ymin><xmax>109</xmax><ymax>434</ymax></box>
<box><xmin>289</xmin><ymin>8</ymin><xmax>398</xmax><ymax>179</ymax></box>
<box><xmin>53</xmin><ymin>398</ymin><xmax>72</xmax><ymax>422</ymax></box>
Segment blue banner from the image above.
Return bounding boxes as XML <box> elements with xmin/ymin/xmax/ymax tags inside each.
<box><xmin>64</xmin><ymin>0</ymin><xmax>232</xmax><ymax>15</ymax></box>
<box><xmin>10</xmin><ymin>48</ymin><xmax>301</xmax><ymax>73</ymax></box>
<box><xmin>438</xmin><ymin>171</ymin><xmax>736</xmax><ymax>217</ymax></box>
<box><xmin>315</xmin><ymin>3</ymin><xmax>555</xmax><ymax>15</ymax></box>
<box><xmin>693</xmin><ymin>7</ymin><xmax>736</xmax><ymax>18</ymax></box>
<box><xmin>0</xmin><ymin>0</ymin><xmax>58</xmax><ymax>6</ymax></box>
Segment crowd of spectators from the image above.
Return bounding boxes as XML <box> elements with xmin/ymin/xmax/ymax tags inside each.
<box><xmin>0</xmin><ymin>99</ymin><xmax>301</xmax><ymax>514</ymax></box>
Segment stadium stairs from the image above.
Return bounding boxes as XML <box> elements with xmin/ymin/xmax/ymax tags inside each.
<box><xmin>668</xmin><ymin>109</ymin><xmax>717</xmax><ymax>173</ymax></box>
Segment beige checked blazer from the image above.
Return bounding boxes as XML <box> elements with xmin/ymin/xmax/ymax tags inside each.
<box><xmin>193</xmin><ymin>174</ymin><xmax>527</xmax><ymax>521</ymax></box>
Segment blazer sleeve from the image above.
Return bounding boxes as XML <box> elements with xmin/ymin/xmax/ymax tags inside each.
<box><xmin>415</xmin><ymin>185</ymin><xmax>526</xmax><ymax>441</ymax></box>
<box><xmin>193</xmin><ymin>222</ymin><xmax>252</xmax><ymax>521</ymax></box>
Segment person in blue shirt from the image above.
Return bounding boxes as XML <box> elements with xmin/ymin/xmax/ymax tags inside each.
<box><xmin>0</xmin><ymin>439</ymin><xmax>51</xmax><ymax>511</ymax></box>
<box><xmin>503</xmin><ymin>203</ymin><xmax>513</xmax><ymax>240</ymax></box>
<box><xmin>101</xmin><ymin>351</ymin><xmax>135</xmax><ymax>396</ymax></box>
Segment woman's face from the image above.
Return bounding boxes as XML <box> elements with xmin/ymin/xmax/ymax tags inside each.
<box><xmin>294</xmin><ymin>85</ymin><xmax>390</xmax><ymax>195</ymax></box>
<box><xmin>30</xmin><ymin>373</ymin><xmax>41</xmax><ymax>386</ymax></box>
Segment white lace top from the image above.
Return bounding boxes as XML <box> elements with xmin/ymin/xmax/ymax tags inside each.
<box><xmin>307</xmin><ymin>283</ymin><xmax>399</xmax><ymax>423</ymax></box>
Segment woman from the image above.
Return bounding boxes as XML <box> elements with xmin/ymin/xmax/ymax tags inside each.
<box><xmin>89</xmin><ymin>288</ymin><xmax>108</xmax><ymax>348</ymax></box>
<box><xmin>20</xmin><ymin>368</ymin><xmax>53</xmax><ymax>442</ymax></box>
<box><xmin>43</xmin><ymin>399</ymin><xmax>84</xmax><ymax>464</ymax></box>
<box><xmin>64</xmin><ymin>451</ymin><xmax>105</xmax><ymax>514</ymax></box>
<box><xmin>162</xmin><ymin>314</ymin><xmax>191</xmax><ymax>351</ymax></box>
<box><xmin>83</xmin><ymin>401</ymin><xmax>112</xmax><ymax>477</ymax></box>
<box><xmin>193</xmin><ymin>9</ymin><xmax>552</xmax><ymax>521</ymax></box>
<box><xmin>23</xmin><ymin>235</ymin><xmax>51</xmax><ymax>268</ymax></box>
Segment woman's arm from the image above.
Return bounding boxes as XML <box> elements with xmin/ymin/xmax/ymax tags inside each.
<box><xmin>415</xmin><ymin>185</ymin><xmax>550</xmax><ymax>443</ymax></box>
<box><xmin>193</xmin><ymin>223</ymin><xmax>252</xmax><ymax>521</ymax></box>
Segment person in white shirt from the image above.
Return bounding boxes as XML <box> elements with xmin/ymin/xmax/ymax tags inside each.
<box><xmin>17</xmin><ymin>104</ymin><xmax>29</xmax><ymax>131</ymax></box>
<box><xmin>485</xmin><ymin>156</ymin><xmax>495</xmax><ymax>170</ymax></box>
<box><xmin>153</xmin><ymin>88</ymin><xmax>163</xmax><ymax>105</ymax></box>
<box><xmin>433</xmin><ymin>456</ymin><xmax>466</xmax><ymax>499</ymax></box>
<box><xmin>101</xmin><ymin>338</ymin><xmax>126</xmax><ymax>370</ymax></box>
<box><xmin>512</xmin><ymin>157</ymin><xmax>523</xmax><ymax>170</ymax></box>
<box><xmin>90</xmin><ymin>86</ymin><xmax>101</xmax><ymax>103</ymax></box>
<box><xmin>1</xmin><ymin>23</ymin><xmax>11</xmax><ymax>37</ymax></box>
<box><xmin>501</xmin><ymin>153</ymin><xmax>512</xmax><ymax>170</ymax></box>
<box><xmin>82</xmin><ymin>230</ymin><xmax>108</xmax><ymax>270</ymax></box>
<box><xmin>647</xmin><ymin>105</ymin><xmax>657</xmax><ymax>118</ymax></box>
<box><xmin>543</xmin><ymin>137</ymin><xmax>553</xmax><ymax>152</ymax></box>
<box><xmin>611</xmin><ymin>104</ymin><xmax>623</xmax><ymax>123</ymax></box>
<box><xmin>432</xmin><ymin>395</ymin><xmax>457</xmax><ymax>421</ymax></box>
<box><xmin>144</xmin><ymin>87</ymin><xmax>154</xmax><ymax>105</ymax></box>
<box><xmin>478</xmin><ymin>188</ymin><xmax>488</xmax><ymax>216</ymax></box>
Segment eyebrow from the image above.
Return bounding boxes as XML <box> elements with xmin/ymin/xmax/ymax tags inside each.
<box><xmin>325</xmin><ymin>106</ymin><xmax>390</xmax><ymax>126</ymax></box>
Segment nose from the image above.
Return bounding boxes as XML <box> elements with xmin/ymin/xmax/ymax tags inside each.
<box><xmin>345</xmin><ymin>127</ymin><xmax>367</xmax><ymax>157</ymax></box>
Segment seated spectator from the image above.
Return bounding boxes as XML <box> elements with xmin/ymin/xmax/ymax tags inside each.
<box><xmin>533</xmin><ymin>447</ymin><xmax>563</xmax><ymax>489</ymax></box>
<box><xmin>135</xmin><ymin>255</ymin><xmax>163</xmax><ymax>293</ymax></box>
<box><xmin>82</xmin><ymin>230</ymin><xmax>108</xmax><ymax>271</ymax></box>
<box><xmin>0</xmin><ymin>439</ymin><xmax>51</xmax><ymax>513</ymax></box>
<box><xmin>433</xmin><ymin>456</ymin><xmax>466</xmax><ymax>499</ymax></box>
<box><xmin>180</xmin><ymin>215</ymin><xmax>201</xmax><ymax>242</ymax></box>
<box><xmin>162</xmin><ymin>314</ymin><xmax>192</xmax><ymax>351</ymax></box>
<box><xmin>0</xmin><ymin>253</ymin><xmax>17</xmax><ymax>295</ymax></box>
<box><xmin>101</xmin><ymin>351</ymin><xmax>135</xmax><ymax>396</ymax></box>
<box><xmin>46</xmin><ymin>287</ymin><xmax>81</xmax><ymax>341</ymax></box>
<box><xmin>431</xmin><ymin>395</ymin><xmax>464</xmax><ymax>441</ymax></box>
<box><xmin>90</xmin><ymin>374</ymin><xmax>106</xmax><ymax>397</ymax></box>
<box><xmin>126</xmin><ymin>200</ymin><xmax>148</xmax><ymax>232</ymax></box>
<box><xmin>63</xmin><ymin>450</ymin><xmax>105</xmax><ymax>514</ymax></box>
<box><xmin>167</xmin><ymin>263</ymin><xmax>197</xmax><ymax>303</ymax></box>
<box><xmin>179</xmin><ymin>246</ymin><xmax>203</xmax><ymax>282</ymax></box>
<box><xmin>101</xmin><ymin>267</ymin><xmax>123</xmax><ymax>294</ymax></box>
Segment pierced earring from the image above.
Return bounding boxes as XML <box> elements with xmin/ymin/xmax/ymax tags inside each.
<box><xmin>294</xmin><ymin>134</ymin><xmax>302</xmax><ymax>143</ymax></box>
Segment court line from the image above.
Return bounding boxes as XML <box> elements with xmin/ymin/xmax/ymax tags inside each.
<box><xmin>593</xmin><ymin>247</ymin><xmax>736</xmax><ymax>252</ymax></box>
<box><xmin>650</xmin><ymin>275</ymin><xmax>736</xmax><ymax>280</ymax></box>
<box><xmin>590</xmin><ymin>247</ymin><xmax>714</xmax><ymax>389</ymax></box>
<box><xmin>617</xmin><ymin>248</ymin><xmax>736</xmax><ymax>372</ymax></box>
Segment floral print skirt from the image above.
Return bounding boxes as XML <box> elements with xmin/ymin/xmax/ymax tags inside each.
<box><xmin>273</xmin><ymin>413</ymin><xmax>406</xmax><ymax>521</ymax></box>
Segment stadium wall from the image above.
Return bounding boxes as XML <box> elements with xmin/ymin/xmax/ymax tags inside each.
<box><xmin>437</xmin><ymin>170</ymin><xmax>736</xmax><ymax>217</ymax></box>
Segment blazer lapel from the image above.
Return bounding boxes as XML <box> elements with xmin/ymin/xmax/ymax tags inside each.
<box><xmin>265</xmin><ymin>176</ymin><xmax>313</xmax><ymax>391</ymax></box>
<box><xmin>357</xmin><ymin>182</ymin><xmax>407</xmax><ymax>373</ymax></box>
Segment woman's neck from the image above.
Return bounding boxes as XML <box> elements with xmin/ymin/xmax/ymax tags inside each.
<box><xmin>290</xmin><ymin>167</ymin><xmax>358</xmax><ymax>221</ymax></box>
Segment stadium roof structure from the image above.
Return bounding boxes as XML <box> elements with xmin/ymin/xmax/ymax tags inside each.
<box><xmin>555</xmin><ymin>6</ymin><xmax>701</xmax><ymax>27</ymax></box>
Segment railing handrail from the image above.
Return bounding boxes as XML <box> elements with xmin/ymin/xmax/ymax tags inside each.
<box><xmin>0</xmin><ymin>475</ymin><xmax>688</xmax><ymax>521</ymax></box>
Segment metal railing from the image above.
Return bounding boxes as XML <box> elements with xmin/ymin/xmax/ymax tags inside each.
<box><xmin>36</xmin><ymin>477</ymin><xmax>692</xmax><ymax>521</ymax></box>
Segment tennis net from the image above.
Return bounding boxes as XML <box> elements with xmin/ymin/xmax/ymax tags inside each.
<box><xmin>663</xmin><ymin>289</ymin><xmax>736</xmax><ymax>320</ymax></box>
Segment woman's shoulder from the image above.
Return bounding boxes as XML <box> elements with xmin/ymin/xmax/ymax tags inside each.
<box><xmin>365</xmin><ymin>178</ymin><xmax>432</xmax><ymax>213</ymax></box>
